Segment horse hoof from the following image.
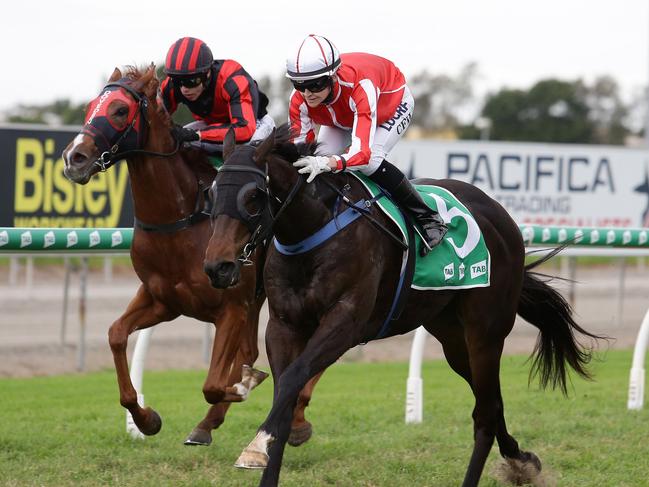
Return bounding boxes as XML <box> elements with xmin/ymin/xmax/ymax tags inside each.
<box><xmin>184</xmin><ymin>427</ymin><xmax>212</xmax><ymax>446</ymax></box>
<box><xmin>242</xmin><ymin>365</ymin><xmax>270</xmax><ymax>388</ymax></box>
<box><xmin>234</xmin><ymin>450</ymin><xmax>268</xmax><ymax>469</ymax></box>
<box><xmin>288</xmin><ymin>422</ymin><xmax>313</xmax><ymax>447</ymax></box>
<box><xmin>495</xmin><ymin>451</ymin><xmax>545</xmax><ymax>486</ymax></box>
<box><xmin>140</xmin><ymin>407</ymin><xmax>162</xmax><ymax>436</ymax></box>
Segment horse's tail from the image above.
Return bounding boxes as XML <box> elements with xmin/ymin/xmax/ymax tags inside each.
<box><xmin>517</xmin><ymin>246</ymin><xmax>604</xmax><ymax>395</ymax></box>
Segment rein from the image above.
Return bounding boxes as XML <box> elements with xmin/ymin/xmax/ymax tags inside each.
<box><xmin>95</xmin><ymin>139</ymin><xmax>182</xmax><ymax>172</ymax></box>
<box><xmin>217</xmin><ymin>162</ymin><xmax>408</xmax><ymax>265</ymax></box>
<box><xmin>318</xmin><ymin>177</ymin><xmax>408</xmax><ymax>251</ymax></box>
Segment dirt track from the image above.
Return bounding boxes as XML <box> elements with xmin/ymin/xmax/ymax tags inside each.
<box><xmin>0</xmin><ymin>260</ymin><xmax>647</xmax><ymax>378</ymax></box>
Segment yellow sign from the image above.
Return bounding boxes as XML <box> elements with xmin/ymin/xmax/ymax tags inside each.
<box><xmin>12</xmin><ymin>137</ymin><xmax>129</xmax><ymax>227</ymax></box>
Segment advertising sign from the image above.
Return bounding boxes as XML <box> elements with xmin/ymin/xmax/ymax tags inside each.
<box><xmin>0</xmin><ymin>125</ymin><xmax>133</xmax><ymax>227</ymax></box>
<box><xmin>391</xmin><ymin>139</ymin><xmax>649</xmax><ymax>228</ymax></box>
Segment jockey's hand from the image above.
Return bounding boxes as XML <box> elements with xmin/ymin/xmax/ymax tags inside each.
<box><xmin>293</xmin><ymin>155</ymin><xmax>332</xmax><ymax>183</ymax></box>
<box><xmin>172</xmin><ymin>125</ymin><xmax>200</xmax><ymax>143</ymax></box>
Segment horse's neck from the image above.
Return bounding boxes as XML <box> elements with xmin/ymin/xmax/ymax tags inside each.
<box><xmin>127</xmin><ymin>125</ymin><xmax>198</xmax><ymax>224</ymax></box>
<box><xmin>270</xmin><ymin>165</ymin><xmax>336</xmax><ymax>245</ymax></box>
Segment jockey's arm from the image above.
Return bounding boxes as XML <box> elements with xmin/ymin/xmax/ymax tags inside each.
<box><xmin>333</xmin><ymin>81</ymin><xmax>377</xmax><ymax>171</ymax></box>
<box><xmin>158</xmin><ymin>78</ymin><xmax>178</xmax><ymax>115</ymax></box>
<box><xmin>288</xmin><ymin>91</ymin><xmax>316</xmax><ymax>144</ymax></box>
<box><xmin>197</xmin><ymin>76</ymin><xmax>257</xmax><ymax>143</ymax></box>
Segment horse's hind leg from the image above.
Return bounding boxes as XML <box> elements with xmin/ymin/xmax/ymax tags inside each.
<box><xmin>184</xmin><ymin>403</ymin><xmax>230</xmax><ymax>446</ymax></box>
<box><xmin>459</xmin><ymin>304</ymin><xmax>543</xmax><ymax>487</ymax></box>
<box><xmin>186</xmin><ymin>317</ymin><xmax>263</xmax><ymax>445</ymax></box>
<box><xmin>202</xmin><ymin>299</ymin><xmax>270</xmax><ymax>404</ymax></box>
<box><xmin>288</xmin><ymin>371</ymin><xmax>323</xmax><ymax>447</ymax></box>
<box><xmin>108</xmin><ymin>284</ymin><xmax>177</xmax><ymax>436</ymax></box>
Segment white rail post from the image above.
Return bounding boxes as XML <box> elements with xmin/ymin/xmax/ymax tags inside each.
<box><xmin>405</xmin><ymin>326</ymin><xmax>428</xmax><ymax>423</ymax></box>
<box><xmin>126</xmin><ymin>327</ymin><xmax>154</xmax><ymax>438</ymax></box>
<box><xmin>628</xmin><ymin>307</ymin><xmax>649</xmax><ymax>410</ymax></box>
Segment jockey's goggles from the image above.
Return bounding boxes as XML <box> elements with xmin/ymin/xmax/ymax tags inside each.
<box><xmin>291</xmin><ymin>76</ymin><xmax>331</xmax><ymax>93</ymax></box>
<box><xmin>174</xmin><ymin>75</ymin><xmax>206</xmax><ymax>88</ymax></box>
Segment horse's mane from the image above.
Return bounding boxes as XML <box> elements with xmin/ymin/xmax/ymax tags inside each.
<box><xmin>122</xmin><ymin>65</ymin><xmax>146</xmax><ymax>81</ymax></box>
<box><xmin>271</xmin><ymin>124</ymin><xmax>318</xmax><ymax>163</ymax></box>
<box><xmin>183</xmin><ymin>149</ymin><xmax>218</xmax><ymax>187</ymax></box>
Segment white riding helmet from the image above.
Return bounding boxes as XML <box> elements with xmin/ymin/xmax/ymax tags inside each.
<box><xmin>286</xmin><ymin>34</ymin><xmax>341</xmax><ymax>81</ymax></box>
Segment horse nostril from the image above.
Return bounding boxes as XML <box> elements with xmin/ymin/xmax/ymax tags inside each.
<box><xmin>204</xmin><ymin>260</ymin><xmax>239</xmax><ymax>287</ymax></box>
<box><xmin>71</xmin><ymin>150</ymin><xmax>89</xmax><ymax>164</ymax></box>
<box><xmin>204</xmin><ymin>261</ymin><xmax>232</xmax><ymax>278</ymax></box>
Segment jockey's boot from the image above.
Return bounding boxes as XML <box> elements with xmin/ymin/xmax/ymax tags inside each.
<box><xmin>369</xmin><ymin>160</ymin><xmax>447</xmax><ymax>256</ymax></box>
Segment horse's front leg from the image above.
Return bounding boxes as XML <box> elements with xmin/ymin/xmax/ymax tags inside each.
<box><xmin>108</xmin><ymin>285</ymin><xmax>177</xmax><ymax>436</ymax></box>
<box><xmin>202</xmin><ymin>301</ymin><xmax>268</xmax><ymax>405</ymax></box>
<box><xmin>237</xmin><ymin>307</ymin><xmax>359</xmax><ymax>487</ymax></box>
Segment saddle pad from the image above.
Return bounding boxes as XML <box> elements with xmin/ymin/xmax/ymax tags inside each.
<box><xmin>352</xmin><ymin>174</ymin><xmax>491</xmax><ymax>290</ymax></box>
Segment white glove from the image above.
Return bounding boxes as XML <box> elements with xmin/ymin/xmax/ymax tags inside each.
<box><xmin>293</xmin><ymin>155</ymin><xmax>332</xmax><ymax>183</ymax></box>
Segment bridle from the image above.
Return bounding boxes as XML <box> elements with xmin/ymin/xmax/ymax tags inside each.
<box><xmin>81</xmin><ymin>77</ymin><xmax>212</xmax><ymax>234</ymax></box>
<box><xmin>82</xmin><ymin>79</ymin><xmax>181</xmax><ymax>172</ymax></box>
<box><xmin>212</xmin><ymin>163</ymin><xmax>305</xmax><ymax>265</ymax></box>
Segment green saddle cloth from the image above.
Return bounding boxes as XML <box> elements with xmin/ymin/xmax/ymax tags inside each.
<box><xmin>352</xmin><ymin>174</ymin><xmax>491</xmax><ymax>290</ymax></box>
<box><xmin>208</xmin><ymin>155</ymin><xmax>224</xmax><ymax>169</ymax></box>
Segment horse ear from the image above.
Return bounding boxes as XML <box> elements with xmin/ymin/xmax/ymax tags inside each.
<box><xmin>137</xmin><ymin>64</ymin><xmax>158</xmax><ymax>96</ymax></box>
<box><xmin>253</xmin><ymin>128</ymin><xmax>276</xmax><ymax>167</ymax></box>
<box><xmin>109</xmin><ymin>67</ymin><xmax>122</xmax><ymax>82</ymax></box>
<box><xmin>223</xmin><ymin>128</ymin><xmax>236</xmax><ymax>160</ymax></box>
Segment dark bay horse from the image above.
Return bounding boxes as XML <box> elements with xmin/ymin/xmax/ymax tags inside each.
<box><xmin>62</xmin><ymin>66</ymin><xmax>317</xmax><ymax>447</ymax></box>
<box><xmin>203</xmin><ymin>125</ymin><xmax>602</xmax><ymax>486</ymax></box>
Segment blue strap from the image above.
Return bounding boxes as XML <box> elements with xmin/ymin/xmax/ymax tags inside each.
<box><xmin>375</xmin><ymin>207</ymin><xmax>414</xmax><ymax>339</ymax></box>
<box><xmin>273</xmin><ymin>199</ymin><xmax>368</xmax><ymax>255</ymax></box>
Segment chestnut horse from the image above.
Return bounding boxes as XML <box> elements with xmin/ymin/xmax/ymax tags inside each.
<box><xmin>62</xmin><ymin>66</ymin><xmax>317</xmax><ymax>447</ymax></box>
<box><xmin>203</xmin><ymin>125</ymin><xmax>602</xmax><ymax>487</ymax></box>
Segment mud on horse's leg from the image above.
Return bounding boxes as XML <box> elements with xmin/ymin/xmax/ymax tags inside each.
<box><xmin>109</xmin><ymin>285</ymin><xmax>177</xmax><ymax>436</ymax></box>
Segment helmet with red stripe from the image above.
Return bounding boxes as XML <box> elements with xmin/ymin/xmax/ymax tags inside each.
<box><xmin>286</xmin><ymin>34</ymin><xmax>341</xmax><ymax>81</ymax></box>
<box><xmin>164</xmin><ymin>37</ymin><xmax>214</xmax><ymax>76</ymax></box>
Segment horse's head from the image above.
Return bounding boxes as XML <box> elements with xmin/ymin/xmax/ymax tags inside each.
<box><xmin>62</xmin><ymin>65</ymin><xmax>160</xmax><ymax>184</ymax></box>
<box><xmin>203</xmin><ymin>128</ymin><xmax>278</xmax><ymax>288</ymax></box>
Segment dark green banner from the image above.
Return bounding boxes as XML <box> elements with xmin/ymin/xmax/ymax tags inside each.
<box><xmin>0</xmin><ymin>124</ymin><xmax>134</xmax><ymax>227</ymax></box>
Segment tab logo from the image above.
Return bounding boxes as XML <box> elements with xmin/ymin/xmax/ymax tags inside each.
<box><xmin>443</xmin><ymin>263</ymin><xmax>454</xmax><ymax>281</ymax></box>
<box><xmin>470</xmin><ymin>260</ymin><xmax>487</xmax><ymax>279</ymax></box>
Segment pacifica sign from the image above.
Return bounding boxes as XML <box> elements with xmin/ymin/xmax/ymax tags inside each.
<box><xmin>392</xmin><ymin>139</ymin><xmax>649</xmax><ymax>228</ymax></box>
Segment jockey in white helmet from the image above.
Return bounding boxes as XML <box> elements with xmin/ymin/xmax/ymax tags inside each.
<box><xmin>286</xmin><ymin>34</ymin><xmax>447</xmax><ymax>254</ymax></box>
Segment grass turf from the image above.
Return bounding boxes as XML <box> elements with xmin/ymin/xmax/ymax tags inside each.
<box><xmin>0</xmin><ymin>349</ymin><xmax>647</xmax><ymax>486</ymax></box>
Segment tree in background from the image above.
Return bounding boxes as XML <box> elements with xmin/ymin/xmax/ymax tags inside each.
<box><xmin>587</xmin><ymin>75</ymin><xmax>630</xmax><ymax>145</ymax></box>
<box><xmin>462</xmin><ymin>76</ymin><xmax>631</xmax><ymax>144</ymax></box>
<box><xmin>6</xmin><ymin>99</ymin><xmax>87</xmax><ymax>125</ymax></box>
<box><xmin>409</xmin><ymin>62</ymin><xmax>478</xmax><ymax>136</ymax></box>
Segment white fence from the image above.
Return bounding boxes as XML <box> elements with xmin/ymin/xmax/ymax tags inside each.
<box><xmin>405</xmin><ymin>224</ymin><xmax>649</xmax><ymax>423</ymax></box>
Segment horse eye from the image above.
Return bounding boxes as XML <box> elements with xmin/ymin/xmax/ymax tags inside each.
<box><xmin>116</xmin><ymin>107</ymin><xmax>128</xmax><ymax>117</ymax></box>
